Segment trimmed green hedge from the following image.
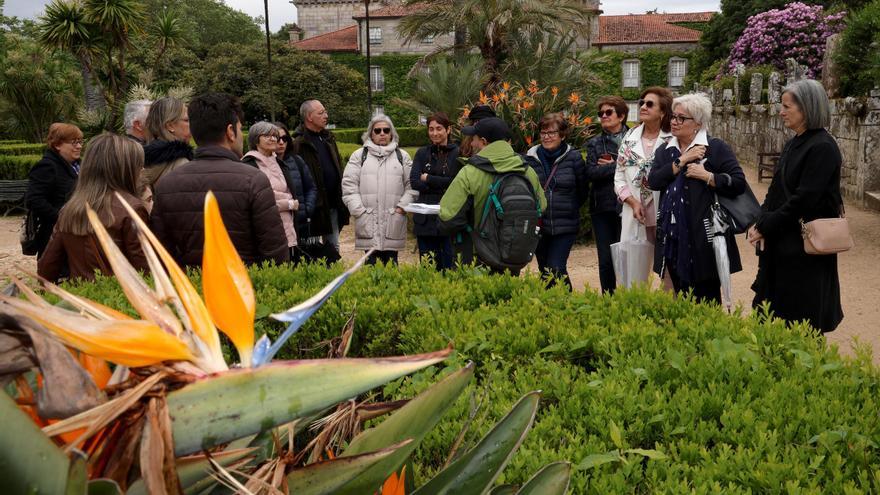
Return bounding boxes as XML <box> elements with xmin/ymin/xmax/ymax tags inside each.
<box><xmin>337</xmin><ymin>143</ymin><xmax>419</xmax><ymax>164</ymax></box>
<box><xmin>0</xmin><ymin>155</ymin><xmax>40</xmax><ymax>180</ymax></box>
<box><xmin>0</xmin><ymin>144</ymin><xmax>45</xmax><ymax>156</ymax></box>
<box><xmin>332</xmin><ymin>126</ymin><xmax>430</xmax><ymax>147</ymax></box>
<box><xmin>65</xmin><ymin>264</ymin><xmax>880</xmax><ymax>493</ymax></box>
<box><xmin>0</xmin><ymin>140</ymin><xmax>25</xmax><ymax>145</ymax></box>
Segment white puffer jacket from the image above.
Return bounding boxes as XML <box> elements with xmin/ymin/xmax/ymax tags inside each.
<box><xmin>342</xmin><ymin>140</ymin><xmax>417</xmax><ymax>251</ymax></box>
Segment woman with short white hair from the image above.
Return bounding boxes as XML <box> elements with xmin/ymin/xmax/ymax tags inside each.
<box><xmin>342</xmin><ymin>114</ymin><xmax>417</xmax><ymax>265</ymax></box>
<box><xmin>648</xmin><ymin>93</ymin><xmax>746</xmax><ymax>303</ymax></box>
<box><xmin>748</xmin><ymin>79</ymin><xmax>844</xmax><ymax>332</ymax></box>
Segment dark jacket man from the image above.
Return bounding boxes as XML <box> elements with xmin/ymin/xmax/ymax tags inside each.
<box><xmin>290</xmin><ymin>124</ymin><xmax>349</xmax><ymax>236</ymax></box>
<box><xmin>150</xmin><ymin>145</ymin><xmax>289</xmax><ymax>267</ymax></box>
<box><xmin>26</xmin><ymin>149</ymin><xmax>78</xmax><ymax>256</ymax></box>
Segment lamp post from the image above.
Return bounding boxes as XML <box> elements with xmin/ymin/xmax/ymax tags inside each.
<box><xmin>264</xmin><ymin>0</ymin><xmax>275</xmax><ymax>121</ymax></box>
<box><xmin>364</xmin><ymin>0</ymin><xmax>372</xmax><ymax>115</ymax></box>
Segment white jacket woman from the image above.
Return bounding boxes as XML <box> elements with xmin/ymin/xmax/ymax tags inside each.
<box><xmin>342</xmin><ymin>115</ymin><xmax>418</xmax><ymax>259</ymax></box>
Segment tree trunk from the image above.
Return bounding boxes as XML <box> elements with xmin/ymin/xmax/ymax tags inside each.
<box><xmin>79</xmin><ymin>55</ymin><xmax>105</xmax><ymax>112</ymax></box>
<box><xmin>480</xmin><ymin>44</ymin><xmax>501</xmax><ymax>92</ymax></box>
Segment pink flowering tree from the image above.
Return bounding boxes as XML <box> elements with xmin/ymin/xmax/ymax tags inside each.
<box><xmin>727</xmin><ymin>2</ymin><xmax>847</xmax><ymax>78</ymax></box>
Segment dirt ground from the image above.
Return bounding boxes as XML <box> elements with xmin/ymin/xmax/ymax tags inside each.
<box><xmin>3</xmin><ymin>164</ymin><xmax>878</xmax><ymax>362</ymax></box>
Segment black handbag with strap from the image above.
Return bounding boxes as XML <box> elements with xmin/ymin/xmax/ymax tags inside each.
<box><xmin>716</xmin><ymin>183</ymin><xmax>762</xmax><ymax>234</ymax></box>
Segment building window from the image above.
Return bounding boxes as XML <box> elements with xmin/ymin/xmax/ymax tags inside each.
<box><xmin>421</xmin><ymin>34</ymin><xmax>434</xmax><ymax>44</ymax></box>
<box><xmin>622</xmin><ymin>60</ymin><xmax>640</xmax><ymax>88</ymax></box>
<box><xmin>369</xmin><ymin>27</ymin><xmax>382</xmax><ymax>45</ymax></box>
<box><xmin>668</xmin><ymin>58</ymin><xmax>687</xmax><ymax>87</ymax></box>
<box><xmin>372</xmin><ymin>105</ymin><xmax>385</xmax><ymax>117</ymax></box>
<box><xmin>370</xmin><ymin>65</ymin><xmax>384</xmax><ymax>92</ymax></box>
<box><xmin>418</xmin><ymin>114</ymin><xmax>427</xmax><ymax>125</ymax></box>
<box><xmin>627</xmin><ymin>102</ymin><xmax>639</xmax><ymax>122</ymax></box>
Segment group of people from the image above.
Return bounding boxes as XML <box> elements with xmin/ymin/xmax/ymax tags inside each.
<box><xmin>24</xmin><ymin>78</ymin><xmax>846</xmax><ymax>334</ymax></box>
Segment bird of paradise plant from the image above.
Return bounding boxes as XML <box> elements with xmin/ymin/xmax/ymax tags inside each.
<box><xmin>459</xmin><ymin>80</ymin><xmax>594</xmax><ymax>151</ymax></box>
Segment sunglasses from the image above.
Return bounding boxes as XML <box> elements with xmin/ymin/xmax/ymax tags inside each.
<box><xmin>373</xmin><ymin>127</ymin><xmax>391</xmax><ymax>135</ymax></box>
<box><xmin>597</xmin><ymin>109</ymin><xmax>615</xmax><ymax>118</ymax></box>
<box><xmin>638</xmin><ymin>99</ymin><xmax>656</xmax><ymax>109</ymax></box>
<box><xmin>671</xmin><ymin>113</ymin><xmax>696</xmax><ymax>124</ymax></box>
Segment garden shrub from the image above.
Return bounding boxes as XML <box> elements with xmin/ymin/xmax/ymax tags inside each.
<box><xmin>835</xmin><ymin>0</ymin><xmax>880</xmax><ymax>97</ymax></box>
<box><xmin>63</xmin><ymin>264</ymin><xmax>880</xmax><ymax>493</ymax></box>
<box><xmin>332</xmin><ymin>127</ymin><xmax>430</xmax><ymax>147</ymax></box>
<box><xmin>0</xmin><ymin>154</ymin><xmax>40</xmax><ymax>180</ymax></box>
<box><xmin>0</xmin><ymin>143</ymin><xmax>45</xmax><ymax>156</ymax></box>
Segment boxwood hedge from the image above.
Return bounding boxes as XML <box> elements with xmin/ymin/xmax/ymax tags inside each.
<box><xmin>63</xmin><ymin>264</ymin><xmax>880</xmax><ymax>493</ymax></box>
<box><xmin>0</xmin><ymin>155</ymin><xmax>40</xmax><ymax>180</ymax></box>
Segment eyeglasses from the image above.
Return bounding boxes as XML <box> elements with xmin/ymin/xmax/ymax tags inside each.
<box><xmin>638</xmin><ymin>99</ymin><xmax>656</xmax><ymax>109</ymax></box>
<box><xmin>597</xmin><ymin>109</ymin><xmax>615</xmax><ymax>118</ymax></box>
<box><xmin>373</xmin><ymin>127</ymin><xmax>391</xmax><ymax>135</ymax></box>
<box><xmin>670</xmin><ymin>114</ymin><xmax>696</xmax><ymax>124</ymax></box>
<box><xmin>261</xmin><ymin>135</ymin><xmax>279</xmax><ymax>142</ymax></box>
<box><xmin>539</xmin><ymin>130</ymin><xmax>560</xmax><ymax>138</ymax></box>
<box><xmin>68</xmin><ymin>139</ymin><xmax>84</xmax><ymax>146</ymax></box>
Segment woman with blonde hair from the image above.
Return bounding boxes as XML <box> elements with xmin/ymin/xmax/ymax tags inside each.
<box><xmin>38</xmin><ymin>133</ymin><xmax>149</xmax><ymax>282</ymax></box>
<box><xmin>141</xmin><ymin>97</ymin><xmax>193</xmax><ymax>209</ymax></box>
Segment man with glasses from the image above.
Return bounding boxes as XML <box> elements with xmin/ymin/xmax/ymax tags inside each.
<box><xmin>290</xmin><ymin>99</ymin><xmax>348</xmax><ymax>262</ymax></box>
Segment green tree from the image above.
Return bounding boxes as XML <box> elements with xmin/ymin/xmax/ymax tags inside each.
<box><xmin>194</xmin><ymin>43</ymin><xmax>368</xmax><ymax>128</ymax></box>
<box><xmin>392</xmin><ymin>55</ymin><xmax>485</xmax><ymax>120</ymax></box>
<box><xmin>397</xmin><ymin>0</ymin><xmax>592</xmax><ymax>90</ymax></box>
<box><xmin>141</xmin><ymin>0</ymin><xmax>262</xmax><ymax>58</ymax></box>
<box><xmin>835</xmin><ymin>0</ymin><xmax>880</xmax><ymax>96</ymax></box>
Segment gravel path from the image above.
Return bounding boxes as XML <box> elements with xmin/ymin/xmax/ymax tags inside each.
<box><xmin>3</xmin><ymin>164</ymin><xmax>877</xmax><ymax>361</ymax></box>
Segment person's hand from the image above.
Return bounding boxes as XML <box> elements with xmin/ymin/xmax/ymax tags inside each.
<box><xmin>291</xmin><ymin>199</ymin><xmax>299</xmax><ymax>211</ymax></box>
<box><xmin>395</xmin><ymin>207</ymin><xmax>405</xmax><ymax>215</ymax></box>
<box><xmin>747</xmin><ymin>225</ymin><xmax>764</xmax><ymax>250</ymax></box>
<box><xmin>625</xmin><ymin>197</ymin><xmax>645</xmax><ymax>224</ymax></box>
<box><xmin>420</xmin><ymin>173</ymin><xmax>428</xmax><ymax>182</ymax></box>
<box><xmin>685</xmin><ymin>162</ymin><xmax>712</xmax><ymax>183</ymax></box>
<box><xmin>597</xmin><ymin>157</ymin><xmax>615</xmax><ymax>166</ymax></box>
<box><xmin>680</xmin><ymin>145</ymin><xmax>706</xmax><ymax>165</ymax></box>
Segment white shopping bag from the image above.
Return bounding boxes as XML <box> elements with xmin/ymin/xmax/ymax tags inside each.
<box><xmin>610</xmin><ymin>225</ymin><xmax>653</xmax><ymax>289</ymax></box>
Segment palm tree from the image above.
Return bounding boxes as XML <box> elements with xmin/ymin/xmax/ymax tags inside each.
<box><xmin>398</xmin><ymin>0</ymin><xmax>593</xmax><ymax>90</ymax></box>
<box><xmin>391</xmin><ymin>55</ymin><xmax>486</xmax><ymax>119</ymax></box>
<box><xmin>151</xmin><ymin>7</ymin><xmax>185</xmax><ymax>67</ymax></box>
<box><xmin>38</xmin><ymin>0</ymin><xmax>105</xmax><ymax>111</ymax></box>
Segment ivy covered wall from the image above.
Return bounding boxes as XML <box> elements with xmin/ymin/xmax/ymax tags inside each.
<box><xmin>330</xmin><ymin>54</ymin><xmax>422</xmax><ymax>126</ymax></box>
<box><xmin>586</xmin><ymin>49</ymin><xmax>696</xmax><ymax>102</ymax></box>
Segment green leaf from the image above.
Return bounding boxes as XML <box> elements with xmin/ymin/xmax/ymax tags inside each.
<box><xmin>127</xmin><ymin>448</ymin><xmax>254</xmax><ymax>495</ymax></box>
<box><xmin>287</xmin><ymin>440</ymin><xmax>412</xmax><ymax>495</ymax></box>
<box><xmin>623</xmin><ymin>448</ymin><xmax>668</xmax><ymax>460</ymax></box>
<box><xmin>167</xmin><ymin>349</ymin><xmax>451</xmax><ymax>456</ymax></box>
<box><xmin>0</xmin><ymin>392</ymin><xmax>70</xmax><ymax>494</ymax></box>
<box><xmin>335</xmin><ymin>363</ymin><xmax>475</xmax><ymax>494</ymax></box>
<box><xmin>576</xmin><ymin>452</ymin><xmax>620</xmax><ymax>471</ymax></box>
<box><xmin>65</xmin><ymin>451</ymin><xmax>88</xmax><ymax>495</ymax></box>
<box><xmin>412</xmin><ymin>391</ymin><xmax>542</xmax><ymax>495</ymax></box>
<box><xmin>609</xmin><ymin>420</ymin><xmax>624</xmax><ymax>449</ymax></box>
<box><xmin>515</xmin><ymin>462</ymin><xmax>571</xmax><ymax>495</ymax></box>
<box><xmin>86</xmin><ymin>479</ymin><xmax>123</xmax><ymax>495</ymax></box>
<box><xmin>490</xmin><ymin>485</ymin><xmax>518</xmax><ymax>495</ymax></box>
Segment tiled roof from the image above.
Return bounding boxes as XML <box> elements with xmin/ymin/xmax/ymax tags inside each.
<box><xmin>352</xmin><ymin>4</ymin><xmax>424</xmax><ymax>19</ymax></box>
<box><xmin>595</xmin><ymin>12</ymin><xmax>714</xmax><ymax>46</ymax></box>
<box><xmin>292</xmin><ymin>25</ymin><xmax>359</xmax><ymax>52</ymax></box>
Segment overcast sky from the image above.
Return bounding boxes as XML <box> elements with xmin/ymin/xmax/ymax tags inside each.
<box><xmin>6</xmin><ymin>0</ymin><xmax>721</xmax><ymax>33</ymax></box>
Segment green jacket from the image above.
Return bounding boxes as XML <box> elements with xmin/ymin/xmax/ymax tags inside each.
<box><xmin>438</xmin><ymin>140</ymin><xmax>547</xmax><ymax>233</ymax></box>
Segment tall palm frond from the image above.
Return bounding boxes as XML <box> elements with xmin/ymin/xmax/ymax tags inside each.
<box><xmin>501</xmin><ymin>30</ymin><xmax>601</xmax><ymax>93</ymax></box>
<box><xmin>150</xmin><ymin>8</ymin><xmax>185</xmax><ymax>66</ymax></box>
<box><xmin>391</xmin><ymin>55</ymin><xmax>485</xmax><ymax>119</ymax></box>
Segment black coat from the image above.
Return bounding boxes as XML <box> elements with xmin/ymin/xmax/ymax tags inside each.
<box><xmin>648</xmin><ymin>137</ymin><xmax>745</xmax><ymax>283</ymax></box>
<box><xmin>410</xmin><ymin>143</ymin><xmax>460</xmax><ymax>237</ymax></box>
<box><xmin>25</xmin><ymin>149</ymin><xmax>78</xmax><ymax>256</ymax></box>
<box><xmin>752</xmin><ymin>128</ymin><xmax>843</xmax><ymax>332</ymax></box>
<box><xmin>525</xmin><ymin>144</ymin><xmax>587</xmax><ymax>236</ymax></box>
<box><xmin>290</xmin><ymin>125</ymin><xmax>349</xmax><ymax>236</ymax></box>
<box><xmin>584</xmin><ymin>125</ymin><xmax>628</xmax><ymax>214</ymax></box>
<box><xmin>280</xmin><ymin>154</ymin><xmax>318</xmax><ymax>236</ymax></box>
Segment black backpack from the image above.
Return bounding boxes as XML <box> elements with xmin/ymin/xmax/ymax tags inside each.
<box><xmin>360</xmin><ymin>146</ymin><xmax>403</xmax><ymax>167</ymax></box>
<box><xmin>473</xmin><ymin>170</ymin><xmax>542</xmax><ymax>271</ymax></box>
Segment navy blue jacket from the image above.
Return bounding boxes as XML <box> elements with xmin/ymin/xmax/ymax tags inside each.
<box><xmin>524</xmin><ymin>144</ymin><xmax>587</xmax><ymax>236</ymax></box>
<box><xmin>648</xmin><ymin>137</ymin><xmax>745</xmax><ymax>283</ymax></box>
<box><xmin>410</xmin><ymin>143</ymin><xmax>460</xmax><ymax>237</ymax></box>
<box><xmin>584</xmin><ymin>125</ymin><xmax>628</xmax><ymax>214</ymax></box>
<box><xmin>279</xmin><ymin>154</ymin><xmax>318</xmax><ymax>236</ymax></box>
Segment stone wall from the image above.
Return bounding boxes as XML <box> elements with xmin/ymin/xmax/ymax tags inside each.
<box><xmin>356</xmin><ymin>18</ymin><xmax>454</xmax><ymax>55</ymax></box>
<box><xmin>295</xmin><ymin>0</ymin><xmax>387</xmax><ymax>39</ymax></box>
<box><xmin>704</xmin><ymin>65</ymin><xmax>880</xmax><ymax>207</ymax></box>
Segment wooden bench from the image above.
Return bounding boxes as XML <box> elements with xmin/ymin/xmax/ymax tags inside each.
<box><xmin>0</xmin><ymin>180</ymin><xmax>29</xmax><ymax>215</ymax></box>
<box><xmin>757</xmin><ymin>152</ymin><xmax>780</xmax><ymax>182</ymax></box>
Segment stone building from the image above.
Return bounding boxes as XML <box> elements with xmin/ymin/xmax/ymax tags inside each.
<box><xmin>292</xmin><ymin>0</ymin><xmax>391</xmax><ymax>40</ymax></box>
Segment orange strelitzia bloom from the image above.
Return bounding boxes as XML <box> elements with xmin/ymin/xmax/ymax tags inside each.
<box><xmin>568</xmin><ymin>92</ymin><xmax>580</xmax><ymax>104</ymax></box>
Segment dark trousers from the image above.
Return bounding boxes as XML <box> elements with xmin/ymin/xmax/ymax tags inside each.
<box><xmin>668</xmin><ymin>267</ymin><xmax>722</xmax><ymax>304</ymax></box>
<box><xmin>417</xmin><ymin>235</ymin><xmax>454</xmax><ymax>270</ymax></box>
<box><xmin>535</xmin><ymin>232</ymin><xmax>577</xmax><ymax>290</ymax></box>
<box><xmin>592</xmin><ymin>211</ymin><xmax>622</xmax><ymax>294</ymax></box>
<box><xmin>365</xmin><ymin>250</ymin><xmax>398</xmax><ymax>265</ymax></box>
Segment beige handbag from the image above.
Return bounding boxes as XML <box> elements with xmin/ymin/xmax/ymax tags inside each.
<box><xmin>801</xmin><ymin>216</ymin><xmax>853</xmax><ymax>255</ymax></box>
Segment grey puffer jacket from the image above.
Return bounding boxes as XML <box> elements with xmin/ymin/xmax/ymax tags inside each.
<box><xmin>341</xmin><ymin>141</ymin><xmax>417</xmax><ymax>251</ymax></box>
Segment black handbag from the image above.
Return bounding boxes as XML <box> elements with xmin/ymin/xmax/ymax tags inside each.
<box><xmin>20</xmin><ymin>211</ymin><xmax>40</xmax><ymax>256</ymax></box>
<box><xmin>716</xmin><ymin>184</ymin><xmax>762</xmax><ymax>234</ymax></box>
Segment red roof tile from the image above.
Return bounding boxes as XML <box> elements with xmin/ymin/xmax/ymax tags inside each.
<box><xmin>352</xmin><ymin>3</ymin><xmax>424</xmax><ymax>19</ymax></box>
<box><xmin>595</xmin><ymin>12</ymin><xmax>714</xmax><ymax>46</ymax></box>
<box><xmin>292</xmin><ymin>25</ymin><xmax>359</xmax><ymax>53</ymax></box>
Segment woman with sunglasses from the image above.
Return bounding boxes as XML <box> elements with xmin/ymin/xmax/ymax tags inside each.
<box><xmin>524</xmin><ymin>112</ymin><xmax>588</xmax><ymax>290</ymax></box>
<box><xmin>241</xmin><ymin>121</ymin><xmax>300</xmax><ymax>258</ymax></box>
<box><xmin>613</xmin><ymin>87</ymin><xmax>673</xmax><ymax>247</ymax></box>
<box><xmin>26</xmin><ymin>122</ymin><xmax>84</xmax><ymax>258</ymax></box>
<box><xmin>342</xmin><ymin>114</ymin><xmax>417</xmax><ymax>265</ymax></box>
<box><xmin>647</xmin><ymin>93</ymin><xmax>745</xmax><ymax>304</ymax></box>
<box><xmin>585</xmin><ymin>96</ymin><xmax>630</xmax><ymax>293</ymax></box>
<box><xmin>274</xmin><ymin>122</ymin><xmax>318</xmax><ymax>263</ymax></box>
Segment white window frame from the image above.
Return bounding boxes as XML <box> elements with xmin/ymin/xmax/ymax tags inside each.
<box><xmin>418</xmin><ymin>114</ymin><xmax>428</xmax><ymax>125</ymax></box>
<box><xmin>372</xmin><ymin>105</ymin><xmax>385</xmax><ymax>117</ymax></box>
<box><xmin>668</xmin><ymin>57</ymin><xmax>687</xmax><ymax>87</ymax></box>
<box><xmin>622</xmin><ymin>59</ymin><xmax>640</xmax><ymax>89</ymax></box>
<box><xmin>627</xmin><ymin>102</ymin><xmax>640</xmax><ymax>122</ymax></box>
<box><xmin>369</xmin><ymin>27</ymin><xmax>382</xmax><ymax>45</ymax></box>
<box><xmin>421</xmin><ymin>34</ymin><xmax>435</xmax><ymax>44</ymax></box>
<box><xmin>370</xmin><ymin>65</ymin><xmax>384</xmax><ymax>92</ymax></box>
